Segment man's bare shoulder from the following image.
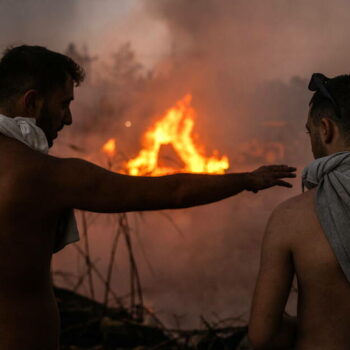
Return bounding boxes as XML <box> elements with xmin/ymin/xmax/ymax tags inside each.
<box><xmin>0</xmin><ymin>135</ymin><xmax>52</xmax><ymax>169</ymax></box>
<box><xmin>265</xmin><ymin>189</ymin><xmax>317</xmax><ymax>246</ymax></box>
<box><xmin>276</xmin><ymin>188</ymin><xmax>315</xmax><ymax>211</ymax></box>
<box><xmin>271</xmin><ymin>188</ymin><xmax>316</xmax><ymax>222</ymax></box>
<box><xmin>0</xmin><ymin>136</ymin><xmax>69</xmax><ymax>191</ymax></box>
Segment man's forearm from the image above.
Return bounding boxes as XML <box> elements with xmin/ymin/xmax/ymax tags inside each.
<box><xmin>118</xmin><ymin>165</ymin><xmax>295</xmax><ymax>213</ymax></box>
<box><xmin>162</xmin><ymin>163</ymin><xmax>296</xmax><ymax>210</ymax></box>
<box><xmin>168</xmin><ymin>172</ymin><xmax>252</xmax><ymax>209</ymax></box>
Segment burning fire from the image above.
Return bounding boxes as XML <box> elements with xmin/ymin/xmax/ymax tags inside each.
<box><xmin>102</xmin><ymin>138</ymin><xmax>116</xmax><ymax>157</ymax></box>
<box><xmin>102</xmin><ymin>94</ymin><xmax>229</xmax><ymax>176</ymax></box>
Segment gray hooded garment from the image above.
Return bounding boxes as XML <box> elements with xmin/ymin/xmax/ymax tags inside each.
<box><xmin>302</xmin><ymin>151</ymin><xmax>350</xmax><ymax>282</ymax></box>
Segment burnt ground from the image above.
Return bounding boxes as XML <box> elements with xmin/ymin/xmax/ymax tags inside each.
<box><xmin>55</xmin><ymin>286</ymin><xmax>252</xmax><ymax>350</ymax></box>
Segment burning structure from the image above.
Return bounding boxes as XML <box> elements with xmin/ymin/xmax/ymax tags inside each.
<box><xmin>102</xmin><ymin>94</ymin><xmax>229</xmax><ymax>176</ymax></box>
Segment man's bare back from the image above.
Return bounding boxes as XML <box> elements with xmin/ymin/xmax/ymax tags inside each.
<box><xmin>292</xmin><ymin>189</ymin><xmax>350</xmax><ymax>349</ymax></box>
<box><xmin>249</xmin><ymin>188</ymin><xmax>350</xmax><ymax>350</ymax></box>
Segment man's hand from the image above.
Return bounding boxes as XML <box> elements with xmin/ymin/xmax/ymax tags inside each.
<box><xmin>246</xmin><ymin>165</ymin><xmax>297</xmax><ymax>193</ymax></box>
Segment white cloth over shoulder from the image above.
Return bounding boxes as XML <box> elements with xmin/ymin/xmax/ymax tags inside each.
<box><xmin>0</xmin><ymin>114</ymin><xmax>80</xmax><ymax>253</ymax></box>
<box><xmin>302</xmin><ymin>151</ymin><xmax>350</xmax><ymax>282</ymax></box>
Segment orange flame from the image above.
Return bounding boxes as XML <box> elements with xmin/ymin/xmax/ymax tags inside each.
<box><xmin>102</xmin><ymin>138</ymin><xmax>117</xmax><ymax>157</ymax></box>
<box><xmin>124</xmin><ymin>94</ymin><xmax>229</xmax><ymax>176</ymax></box>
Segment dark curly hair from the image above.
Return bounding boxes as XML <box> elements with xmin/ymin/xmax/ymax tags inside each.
<box><xmin>0</xmin><ymin>45</ymin><xmax>85</xmax><ymax>108</ymax></box>
<box><xmin>310</xmin><ymin>74</ymin><xmax>350</xmax><ymax>141</ymax></box>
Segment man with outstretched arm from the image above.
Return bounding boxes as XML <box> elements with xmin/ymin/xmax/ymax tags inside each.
<box><xmin>249</xmin><ymin>73</ymin><xmax>350</xmax><ymax>350</ymax></box>
<box><xmin>0</xmin><ymin>45</ymin><xmax>295</xmax><ymax>350</ymax></box>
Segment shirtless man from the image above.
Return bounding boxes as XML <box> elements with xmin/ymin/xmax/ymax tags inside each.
<box><xmin>0</xmin><ymin>45</ymin><xmax>296</xmax><ymax>349</ymax></box>
<box><xmin>249</xmin><ymin>73</ymin><xmax>350</xmax><ymax>350</ymax></box>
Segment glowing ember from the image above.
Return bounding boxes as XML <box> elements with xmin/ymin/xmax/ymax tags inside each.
<box><xmin>124</xmin><ymin>121</ymin><xmax>132</xmax><ymax>128</ymax></box>
<box><xmin>102</xmin><ymin>138</ymin><xmax>116</xmax><ymax>157</ymax></box>
<box><xmin>124</xmin><ymin>94</ymin><xmax>229</xmax><ymax>176</ymax></box>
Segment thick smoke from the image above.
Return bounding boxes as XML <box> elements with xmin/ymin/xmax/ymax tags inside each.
<box><xmin>54</xmin><ymin>1</ymin><xmax>313</xmax><ymax>327</ymax></box>
<box><xmin>0</xmin><ymin>0</ymin><xmax>78</xmax><ymax>51</ymax></box>
<box><xmin>1</xmin><ymin>0</ymin><xmax>349</xmax><ymax>328</ymax></box>
<box><xmin>144</xmin><ymin>0</ymin><xmax>350</xmax><ymax>82</ymax></box>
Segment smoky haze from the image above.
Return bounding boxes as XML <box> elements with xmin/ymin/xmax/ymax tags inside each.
<box><xmin>1</xmin><ymin>0</ymin><xmax>349</xmax><ymax>328</ymax></box>
<box><xmin>0</xmin><ymin>0</ymin><xmax>78</xmax><ymax>51</ymax></box>
<box><xmin>144</xmin><ymin>0</ymin><xmax>350</xmax><ymax>82</ymax></box>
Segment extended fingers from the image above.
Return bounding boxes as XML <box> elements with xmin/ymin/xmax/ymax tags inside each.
<box><xmin>275</xmin><ymin>180</ymin><xmax>293</xmax><ymax>188</ymax></box>
<box><xmin>273</xmin><ymin>171</ymin><xmax>297</xmax><ymax>178</ymax></box>
<box><xmin>268</xmin><ymin>164</ymin><xmax>297</xmax><ymax>172</ymax></box>
<box><xmin>264</xmin><ymin>164</ymin><xmax>297</xmax><ymax>179</ymax></box>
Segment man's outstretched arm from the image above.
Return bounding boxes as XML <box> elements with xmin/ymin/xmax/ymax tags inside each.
<box><xmin>248</xmin><ymin>203</ymin><xmax>296</xmax><ymax>350</ymax></box>
<box><xmin>44</xmin><ymin>156</ymin><xmax>296</xmax><ymax>213</ymax></box>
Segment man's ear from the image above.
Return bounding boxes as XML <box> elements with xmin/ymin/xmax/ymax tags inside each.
<box><xmin>22</xmin><ymin>89</ymin><xmax>44</xmax><ymax>120</ymax></box>
<box><xmin>320</xmin><ymin>117</ymin><xmax>337</xmax><ymax>144</ymax></box>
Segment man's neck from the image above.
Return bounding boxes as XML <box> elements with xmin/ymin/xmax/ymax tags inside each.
<box><xmin>327</xmin><ymin>145</ymin><xmax>350</xmax><ymax>156</ymax></box>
